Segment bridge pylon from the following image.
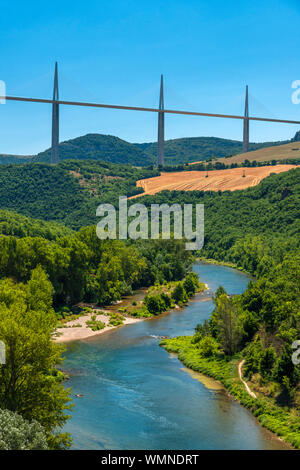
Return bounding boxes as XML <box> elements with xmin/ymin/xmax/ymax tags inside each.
<box><xmin>157</xmin><ymin>74</ymin><xmax>164</xmax><ymax>167</ymax></box>
<box><xmin>243</xmin><ymin>85</ymin><xmax>249</xmax><ymax>153</ymax></box>
<box><xmin>51</xmin><ymin>62</ymin><xmax>59</xmax><ymax>164</ymax></box>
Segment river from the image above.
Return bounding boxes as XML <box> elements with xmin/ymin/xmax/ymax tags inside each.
<box><xmin>63</xmin><ymin>262</ymin><xmax>288</xmax><ymax>450</ymax></box>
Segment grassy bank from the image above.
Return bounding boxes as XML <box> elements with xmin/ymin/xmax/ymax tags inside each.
<box><xmin>197</xmin><ymin>257</ymin><xmax>252</xmax><ymax>276</ymax></box>
<box><xmin>160</xmin><ymin>336</ymin><xmax>300</xmax><ymax>449</ymax></box>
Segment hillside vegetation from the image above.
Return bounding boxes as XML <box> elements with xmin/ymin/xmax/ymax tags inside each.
<box><xmin>137</xmin><ymin>136</ymin><xmax>288</xmax><ymax>165</ymax></box>
<box><xmin>0</xmin><ymin>160</ymin><xmax>158</xmax><ymax>229</ymax></box>
<box><xmin>1</xmin><ymin>132</ymin><xmax>297</xmax><ymax>166</ymax></box>
<box><xmin>137</xmin><ymin>168</ymin><xmax>300</xmax><ymax>446</ymax></box>
<box><xmin>135</xmin><ymin>168</ymin><xmax>300</xmax><ymax>261</ymax></box>
<box><xmin>0</xmin><ymin>165</ymin><xmax>298</xmax><ymax>448</ymax></box>
<box><xmin>33</xmin><ymin>134</ymin><xmax>152</xmax><ymax>166</ymax></box>
<box><xmin>0</xmin><ymin>208</ymin><xmax>193</xmax><ymax>448</ymax></box>
<box><xmin>0</xmin><ymin>210</ymin><xmax>72</xmax><ymax>239</ymax></box>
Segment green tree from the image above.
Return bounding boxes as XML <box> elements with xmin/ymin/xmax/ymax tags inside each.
<box><xmin>145</xmin><ymin>295</ymin><xmax>163</xmax><ymax>315</ymax></box>
<box><xmin>259</xmin><ymin>346</ymin><xmax>277</xmax><ymax>378</ymax></box>
<box><xmin>172</xmin><ymin>282</ymin><xmax>188</xmax><ymax>305</ymax></box>
<box><xmin>183</xmin><ymin>272</ymin><xmax>200</xmax><ymax>296</ymax></box>
<box><xmin>213</xmin><ymin>285</ymin><xmax>226</xmax><ymax>303</ymax></box>
<box><xmin>211</xmin><ymin>294</ymin><xmax>243</xmax><ymax>355</ymax></box>
<box><xmin>145</xmin><ymin>293</ymin><xmax>171</xmax><ymax>315</ymax></box>
<box><xmin>0</xmin><ymin>269</ymin><xmax>72</xmax><ymax>449</ymax></box>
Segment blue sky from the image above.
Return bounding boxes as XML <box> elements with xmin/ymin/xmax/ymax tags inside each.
<box><xmin>0</xmin><ymin>0</ymin><xmax>300</xmax><ymax>154</ymax></box>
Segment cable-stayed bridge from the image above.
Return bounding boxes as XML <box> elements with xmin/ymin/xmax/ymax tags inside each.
<box><xmin>1</xmin><ymin>63</ymin><xmax>300</xmax><ymax>166</ymax></box>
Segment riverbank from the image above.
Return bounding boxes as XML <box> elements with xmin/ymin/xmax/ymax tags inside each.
<box><xmin>63</xmin><ymin>261</ymin><xmax>290</xmax><ymax>450</ymax></box>
<box><xmin>197</xmin><ymin>257</ymin><xmax>252</xmax><ymax>275</ymax></box>
<box><xmin>54</xmin><ymin>309</ymin><xmax>143</xmax><ymax>343</ymax></box>
<box><xmin>54</xmin><ymin>275</ymin><xmax>206</xmax><ymax>343</ymax></box>
<box><xmin>160</xmin><ymin>336</ymin><xmax>299</xmax><ymax>449</ymax></box>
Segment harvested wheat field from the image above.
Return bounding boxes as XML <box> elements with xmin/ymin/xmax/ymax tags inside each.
<box><xmin>131</xmin><ymin>165</ymin><xmax>296</xmax><ymax>198</ymax></box>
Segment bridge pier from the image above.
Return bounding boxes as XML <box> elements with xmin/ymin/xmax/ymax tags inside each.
<box><xmin>243</xmin><ymin>85</ymin><xmax>249</xmax><ymax>153</ymax></box>
<box><xmin>51</xmin><ymin>62</ymin><xmax>59</xmax><ymax>164</ymax></box>
<box><xmin>157</xmin><ymin>74</ymin><xmax>164</xmax><ymax>167</ymax></box>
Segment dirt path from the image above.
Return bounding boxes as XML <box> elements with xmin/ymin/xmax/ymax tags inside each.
<box><xmin>238</xmin><ymin>359</ymin><xmax>257</xmax><ymax>399</ymax></box>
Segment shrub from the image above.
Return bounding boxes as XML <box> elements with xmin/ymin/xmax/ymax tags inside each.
<box><xmin>82</xmin><ymin>306</ymin><xmax>93</xmax><ymax>314</ymax></box>
<box><xmin>0</xmin><ymin>409</ymin><xmax>48</xmax><ymax>450</ymax></box>
<box><xmin>109</xmin><ymin>313</ymin><xmax>124</xmax><ymax>326</ymax></box>
<box><xmin>198</xmin><ymin>336</ymin><xmax>220</xmax><ymax>357</ymax></box>
<box><xmin>144</xmin><ymin>292</ymin><xmax>172</xmax><ymax>315</ymax></box>
<box><xmin>85</xmin><ymin>318</ymin><xmax>105</xmax><ymax>331</ymax></box>
<box><xmin>130</xmin><ymin>307</ymin><xmax>152</xmax><ymax>318</ymax></box>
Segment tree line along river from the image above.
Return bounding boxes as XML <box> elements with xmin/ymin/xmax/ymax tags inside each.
<box><xmin>63</xmin><ymin>262</ymin><xmax>289</xmax><ymax>450</ymax></box>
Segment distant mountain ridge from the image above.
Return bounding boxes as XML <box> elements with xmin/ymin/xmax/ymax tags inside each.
<box><xmin>0</xmin><ymin>132</ymin><xmax>298</xmax><ymax>166</ymax></box>
<box><xmin>135</xmin><ymin>136</ymin><xmax>289</xmax><ymax>164</ymax></box>
<box><xmin>32</xmin><ymin>134</ymin><xmax>150</xmax><ymax>166</ymax></box>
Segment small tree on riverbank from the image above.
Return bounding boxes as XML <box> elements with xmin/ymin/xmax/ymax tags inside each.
<box><xmin>210</xmin><ymin>294</ymin><xmax>244</xmax><ymax>356</ymax></box>
<box><xmin>172</xmin><ymin>282</ymin><xmax>188</xmax><ymax>305</ymax></box>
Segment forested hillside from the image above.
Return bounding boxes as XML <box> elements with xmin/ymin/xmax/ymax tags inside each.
<box><xmin>0</xmin><ymin>132</ymin><xmax>293</xmax><ymax>166</ymax></box>
<box><xmin>33</xmin><ymin>134</ymin><xmax>152</xmax><ymax>166</ymax></box>
<box><xmin>0</xmin><ymin>155</ymin><xmax>32</xmax><ymax>165</ymax></box>
<box><xmin>144</xmin><ymin>168</ymin><xmax>300</xmax><ymax>447</ymax></box>
<box><xmin>0</xmin><ymin>210</ymin><xmax>72</xmax><ymax>239</ymax></box>
<box><xmin>0</xmin><ymin>160</ymin><xmax>158</xmax><ymax>228</ymax></box>
<box><xmin>0</xmin><ymin>158</ymin><xmax>298</xmax><ymax>235</ymax></box>
<box><xmin>0</xmin><ymin>208</ymin><xmax>193</xmax><ymax>448</ymax></box>
<box><xmin>135</xmin><ymin>168</ymin><xmax>300</xmax><ymax>267</ymax></box>
<box><xmin>136</xmin><ymin>136</ymin><xmax>288</xmax><ymax>165</ymax></box>
<box><xmin>0</xmin><ymin>163</ymin><xmax>298</xmax><ymax>448</ymax></box>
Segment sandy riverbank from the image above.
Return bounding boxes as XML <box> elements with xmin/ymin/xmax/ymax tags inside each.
<box><xmin>54</xmin><ymin>283</ymin><xmax>208</xmax><ymax>344</ymax></box>
<box><xmin>54</xmin><ymin>308</ymin><xmax>142</xmax><ymax>343</ymax></box>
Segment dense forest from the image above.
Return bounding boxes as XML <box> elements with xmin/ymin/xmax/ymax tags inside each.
<box><xmin>135</xmin><ymin>168</ymin><xmax>299</xmax><ymax>264</ymax></box>
<box><xmin>147</xmin><ymin>168</ymin><xmax>300</xmax><ymax>447</ymax></box>
<box><xmin>0</xmin><ymin>210</ymin><xmax>72</xmax><ymax>239</ymax></box>
<box><xmin>0</xmin><ymin>160</ymin><xmax>158</xmax><ymax>228</ymax></box>
<box><xmin>0</xmin><ymin>155</ymin><xmax>32</xmax><ymax>165</ymax></box>
<box><xmin>0</xmin><ymin>158</ymin><xmax>298</xmax><ymax>231</ymax></box>
<box><xmin>1</xmin><ymin>132</ymin><xmax>296</xmax><ymax>166</ymax></box>
<box><xmin>0</xmin><ymin>163</ymin><xmax>298</xmax><ymax>448</ymax></box>
<box><xmin>33</xmin><ymin>134</ymin><xmax>152</xmax><ymax>166</ymax></box>
<box><xmin>162</xmin><ymin>247</ymin><xmax>300</xmax><ymax>447</ymax></box>
<box><xmin>136</xmin><ymin>135</ymin><xmax>289</xmax><ymax>165</ymax></box>
<box><xmin>0</xmin><ymin>215</ymin><xmax>193</xmax><ymax>448</ymax></box>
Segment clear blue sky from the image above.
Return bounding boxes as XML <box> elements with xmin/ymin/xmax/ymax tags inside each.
<box><xmin>0</xmin><ymin>0</ymin><xmax>300</xmax><ymax>155</ymax></box>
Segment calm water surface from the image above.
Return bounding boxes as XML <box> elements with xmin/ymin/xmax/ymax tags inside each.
<box><xmin>63</xmin><ymin>262</ymin><xmax>288</xmax><ymax>450</ymax></box>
